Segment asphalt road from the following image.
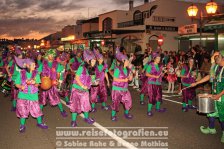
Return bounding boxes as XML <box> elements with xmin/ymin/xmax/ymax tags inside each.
<box><xmin>0</xmin><ymin>87</ymin><xmax>223</xmax><ymax>149</ymax></box>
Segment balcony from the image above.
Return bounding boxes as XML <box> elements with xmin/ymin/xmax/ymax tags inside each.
<box><xmin>118</xmin><ymin>19</ymin><xmax>144</xmax><ymax>28</ymax></box>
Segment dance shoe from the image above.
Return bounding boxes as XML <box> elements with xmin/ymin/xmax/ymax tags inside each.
<box><xmin>124</xmin><ymin>113</ymin><xmax>133</xmax><ymax>119</ymax></box>
<box><xmin>182</xmin><ymin>107</ymin><xmax>188</xmax><ymax>112</ymax></box>
<box><xmin>11</xmin><ymin>107</ymin><xmax>16</xmax><ymax>112</ymax></box>
<box><xmin>111</xmin><ymin>116</ymin><xmax>118</xmax><ymax>121</ymax></box>
<box><xmin>140</xmin><ymin>101</ymin><xmax>145</xmax><ymax>105</ymax></box>
<box><xmin>91</xmin><ymin>108</ymin><xmax>97</xmax><ymax>113</ymax></box>
<box><xmin>37</xmin><ymin>123</ymin><xmax>48</xmax><ymax>129</ymax></box>
<box><xmin>61</xmin><ymin>110</ymin><xmax>68</xmax><ymax>117</ymax></box>
<box><xmin>155</xmin><ymin>108</ymin><xmax>167</xmax><ymax>113</ymax></box>
<box><xmin>84</xmin><ymin>118</ymin><xmax>95</xmax><ymax>124</ymax></box>
<box><xmin>147</xmin><ymin>111</ymin><xmax>153</xmax><ymax>117</ymax></box>
<box><xmin>188</xmin><ymin>105</ymin><xmax>197</xmax><ymax>110</ymax></box>
<box><xmin>200</xmin><ymin>126</ymin><xmax>217</xmax><ymax>135</ymax></box>
<box><xmin>71</xmin><ymin>121</ymin><xmax>77</xmax><ymax>127</ymax></box>
<box><xmin>101</xmin><ymin>106</ymin><xmax>111</xmax><ymax>111</ymax></box>
<box><xmin>19</xmin><ymin>125</ymin><xmax>26</xmax><ymax>133</ymax></box>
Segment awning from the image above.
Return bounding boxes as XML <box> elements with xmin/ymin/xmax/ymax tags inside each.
<box><xmin>204</xmin><ymin>21</ymin><xmax>224</xmax><ymax>31</ymax></box>
<box><xmin>175</xmin><ymin>33</ymin><xmax>214</xmax><ymax>40</ymax></box>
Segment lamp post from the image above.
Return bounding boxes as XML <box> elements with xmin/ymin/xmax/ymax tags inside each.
<box><xmin>187</xmin><ymin>0</ymin><xmax>218</xmax><ymax>50</ymax></box>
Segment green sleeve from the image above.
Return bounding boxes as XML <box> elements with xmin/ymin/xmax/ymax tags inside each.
<box><xmin>181</xmin><ymin>68</ymin><xmax>186</xmax><ymax>76</ymax></box>
<box><xmin>69</xmin><ymin>58</ymin><xmax>75</xmax><ymax>64</ymax></box>
<box><xmin>76</xmin><ymin>66</ymin><xmax>83</xmax><ymax>76</ymax></box>
<box><xmin>146</xmin><ymin>65</ymin><xmax>152</xmax><ymax>73</ymax></box>
<box><xmin>105</xmin><ymin>68</ymin><xmax>109</xmax><ymax>73</ymax></box>
<box><xmin>35</xmin><ymin>73</ymin><xmax>41</xmax><ymax>84</ymax></box>
<box><xmin>110</xmin><ymin>60</ymin><xmax>116</xmax><ymax>70</ymax></box>
<box><xmin>15</xmin><ymin>73</ymin><xmax>21</xmax><ymax>85</ymax></box>
<box><xmin>77</xmin><ymin>57</ymin><xmax>82</xmax><ymax>63</ymax></box>
<box><xmin>143</xmin><ymin>63</ymin><xmax>148</xmax><ymax>71</ymax></box>
<box><xmin>0</xmin><ymin>58</ymin><xmax>3</xmax><ymax>67</ymax></box>
<box><xmin>8</xmin><ymin>60</ymin><xmax>13</xmax><ymax>67</ymax></box>
<box><xmin>113</xmin><ymin>68</ymin><xmax>120</xmax><ymax>78</ymax></box>
<box><xmin>57</xmin><ymin>64</ymin><xmax>64</xmax><ymax>72</ymax></box>
<box><xmin>37</xmin><ymin>60</ymin><xmax>41</xmax><ymax>66</ymax></box>
<box><xmin>38</xmin><ymin>62</ymin><xmax>43</xmax><ymax>73</ymax></box>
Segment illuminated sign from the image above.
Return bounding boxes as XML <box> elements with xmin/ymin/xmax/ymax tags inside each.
<box><xmin>61</xmin><ymin>35</ymin><xmax>75</xmax><ymax>41</ymax></box>
<box><xmin>178</xmin><ymin>24</ymin><xmax>197</xmax><ymax>35</ymax></box>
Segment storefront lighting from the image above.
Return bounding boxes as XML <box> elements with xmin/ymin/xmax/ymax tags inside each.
<box><xmin>61</xmin><ymin>35</ymin><xmax>75</xmax><ymax>41</ymax></box>
<box><xmin>189</xmin><ymin>37</ymin><xmax>224</xmax><ymax>41</ymax></box>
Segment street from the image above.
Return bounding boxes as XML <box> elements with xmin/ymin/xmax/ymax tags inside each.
<box><xmin>0</xmin><ymin>87</ymin><xmax>223</xmax><ymax>149</ymax></box>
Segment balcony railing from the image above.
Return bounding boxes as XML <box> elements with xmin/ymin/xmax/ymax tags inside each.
<box><xmin>118</xmin><ymin>19</ymin><xmax>144</xmax><ymax>28</ymax></box>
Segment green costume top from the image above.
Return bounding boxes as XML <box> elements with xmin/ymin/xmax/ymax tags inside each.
<box><xmin>67</xmin><ymin>57</ymin><xmax>83</xmax><ymax>70</ymax></box>
<box><xmin>72</xmin><ymin>65</ymin><xmax>89</xmax><ymax>92</ymax></box>
<box><xmin>8</xmin><ymin>60</ymin><xmax>20</xmax><ymax>81</ymax></box>
<box><xmin>15</xmin><ymin>72</ymin><xmax>41</xmax><ymax>101</ymax></box>
<box><xmin>146</xmin><ymin>64</ymin><xmax>161</xmax><ymax>85</ymax></box>
<box><xmin>98</xmin><ymin>64</ymin><xmax>108</xmax><ymax>73</ymax></box>
<box><xmin>37</xmin><ymin>60</ymin><xmax>42</xmax><ymax>73</ymax></box>
<box><xmin>0</xmin><ymin>57</ymin><xmax>4</xmax><ymax>67</ymax></box>
<box><xmin>109</xmin><ymin>59</ymin><xmax>116</xmax><ymax>71</ymax></box>
<box><xmin>112</xmin><ymin>67</ymin><xmax>128</xmax><ymax>91</ymax></box>
<box><xmin>38</xmin><ymin>61</ymin><xmax>61</xmax><ymax>73</ymax></box>
<box><xmin>143</xmin><ymin>63</ymin><xmax>149</xmax><ymax>71</ymax></box>
<box><xmin>180</xmin><ymin>66</ymin><xmax>198</xmax><ymax>87</ymax></box>
<box><xmin>58</xmin><ymin>64</ymin><xmax>66</xmax><ymax>81</ymax></box>
<box><xmin>211</xmin><ymin>65</ymin><xmax>224</xmax><ymax>121</ymax></box>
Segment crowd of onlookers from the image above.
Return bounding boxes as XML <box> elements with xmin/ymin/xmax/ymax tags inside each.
<box><xmin>101</xmin><ymin>45</ymin><xmax>213</xmax><ymax>93</ymax></box>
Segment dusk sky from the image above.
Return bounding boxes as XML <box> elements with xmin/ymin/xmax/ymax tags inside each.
<box><xmin>0</xmin><ymin>0</ymin><xmax>223</xmax><ymax>40</ymax></box>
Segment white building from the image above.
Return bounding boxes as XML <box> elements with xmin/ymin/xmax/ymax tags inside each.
<box><xmin>97</xmin><ymin>0</ymin><xmax>223</xmax><ymax>53</ymax></box>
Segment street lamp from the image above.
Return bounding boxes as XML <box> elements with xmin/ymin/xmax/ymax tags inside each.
<box><xmin>206</xmin><ymin>0</ymin><xmax>218</xmax><ymax>14</ymax></box>
<box><xmin>187</xmin><ymin>4</ymin><xmax>198</xmax><ymax>17</ymax></box>
<box><xmin>187</xmin><ymin>0</ymin><xmax>218</xmax><ymax>50</ymax></box>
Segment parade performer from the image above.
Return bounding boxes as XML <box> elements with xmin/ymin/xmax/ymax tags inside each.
<box><xmin>166</xmin><ymin>58</ymin><xmax>177</xmax><ymax>93</ymax></box>
<box><xmin>180</xmin><ymin>58</ymin><xmax>197</xmax><ymax>112</ymax></box>
<box><xmin>68</xmin><ymin>49</ymin><xmax>83</xmax><ymax>72</ymax></box>
<box><xmin>90</xmin><ymin>49</ymin><xmax>110</xmax><ymax>112</ymax></box>
<box><xmin>69</xmin><ymin>49</ymin><xmax>96</xmax><ymax>127</ymax></box>
<box><xmin>0</xmin><ymin>51</ymin><xmax>4</xmax><ymax>76</ymax></box>
<box><xmin>191</xmin><ymin>51</ymin><xmax>224</xmax><ymax>143</ymax></box>
<box><xmin>6</xmin><ymin>47</ymin><xmax>23</xmax><ymax>111</ymax></box>
<box><xmin>139</xmin><ymin>52</ymin><xmax>152</xmax><ymax>105</ymax></box>
<box><xmin>14</xmin><ymin>56</ymin><xmax>48</xmax><ymax>133</ymax></box>
<box><xmin>39</xmin><ymin>49</ymin><xmax>67</xmax><ymax>117</ymax></box>
<box><xmin>146</xmin><ymin>52</ymin><xmax>166</xmax><ymax>117</ymax></box>
<box><xmin>57</xmin><ymin>52</ymin><xmax>70</xmax><ymax>105</ymax></box>
<box><xmin>66</xmin><ymin>49</ymin><xmax>83</xmax><ymax>101</ymax></box>
<box><xmin>111</xmin><ymin>48</ymin><xmax>133</xmax><ymax>121</ymax></box>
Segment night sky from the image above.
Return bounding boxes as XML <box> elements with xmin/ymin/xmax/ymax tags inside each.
<box><xmin>0</xmin><ymin>0</ymin><xmax>223</xmax><ymax>40</ymax></box>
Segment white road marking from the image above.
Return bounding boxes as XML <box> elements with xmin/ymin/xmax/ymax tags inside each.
<box><xmin>162</xmin><ymin>97</ymin><xmax>182</xmax><ymax>105</ymax></box>
<box><xmin>60</xmin><ymin>99</ymin><xmax>138</xmax><ymax>149</ymax></box>
<box><xmin>59</xmin><ymin>91</ymin><xmax>180</xmax><ymax>148</ymax></box>
<box><xmin>162</xmin><ymin>94</ymin><xmax>181</xmax><ymax>97</ymax></box>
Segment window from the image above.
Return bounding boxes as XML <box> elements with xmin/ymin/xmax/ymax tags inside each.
<box><xmin>134</xmin><ymin>10</ymin><xmax>142</xmax><ymax>20</ymax></box>
<box><xmin>143</xmin><ymin>11</ymin><xmax>149</xmax><ymax>19</ymax></box>
<box><xmin>103</xmin><ymin>17</ymin><xmax>112</xmax><ymax>31</ymax></box>
<box><xmin>133</xmin><ymin>10</ymin><xmax>143</xmax><ymax>25</ymax></box>
<box><xmin>150</xmin><ymin>5</ymin><xmax>158</xmax><ymax>16</ymax></box>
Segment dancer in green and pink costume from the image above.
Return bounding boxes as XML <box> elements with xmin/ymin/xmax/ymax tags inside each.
<box><xmin>38</xmin><ymin>49</ymin><xmax>67</xmax><ymax>118</ymax></box>
<box><xmin>90</xmin><ymin>49</ymin><xmax>110</xmax><ymax>112</ymax></box>
<box><xmin>146</xmin><ymin>52</ymin><xmax>166</xmax><ymax>117</ymax></box>
<box><xmin>6</xmin><ymin>47</ymin><xmax>23</xmax><ymax>112</ymax></box>
<box><xmin>111</xmin><ymin>47</ymin><xmax>133</xmax><ymax>121</ymax></box>
<box><xmin>14</xmin><ymin>56</ymin><xmax>48</xmax><ymax>133</ymax></box>
<box><xmin>69</xmin><ymin>49</ymin><xmax>96</xmax><ymax>127</ymax></box>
